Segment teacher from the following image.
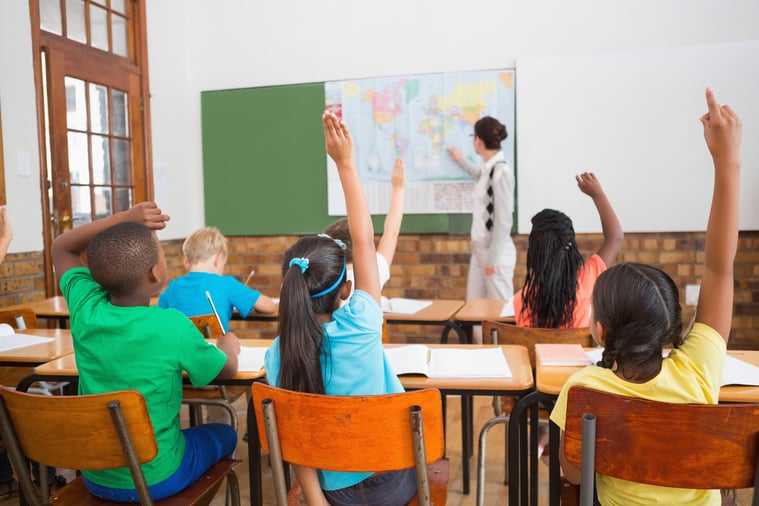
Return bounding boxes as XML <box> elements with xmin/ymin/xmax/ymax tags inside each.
<box><xmin>448</xmin><ymin>116</ymin><xmax>516</xmax><ymax>326</ymax></box>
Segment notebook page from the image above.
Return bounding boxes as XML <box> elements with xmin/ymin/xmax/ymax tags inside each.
<box><xmin>237</xmin><ymin>346</ymin><xmax>268</xmax><ymax>372</ymax></box>
<box><xmin>385</xmin><ymin>344</ymin><xmax>431</xmax><ymax>376</ymax></box>
<box><xmin>382</xmin><ymin>298</ymin><xmax>432</xmax><ymax>314</ymax></box>
<box><xmin>721</xmin><ymin>354</ymin><xmax>759</xmax><ymax>387</ymax></box>
<box><xmin>428</xmin><ymin>347</ymin><xmax>512</xmax><ymax>378</ymax></box>
<box><xmin>0</xmin><ymin>332</ymin><xmax>54</xmax><ymax>352</ymax></box>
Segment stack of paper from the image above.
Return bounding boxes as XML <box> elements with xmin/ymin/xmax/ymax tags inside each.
<box><xmin>535</xmin><ymin>344</ymin><xmax>594</xmax><ymax>366</ymax></box>
<box><xmin>0</xmin><ymin>323</ymin><xmax>55</xmax><ymax>352</ymax></box>
<box><xmin>237</xmin><ymin>346</ymin><xmax>268</xmax><ymax>373</ymax></box>
<box><xmin>385</xmin><ymin>344</ymin><xmax>512</xmax><ymax>378</ymax></box>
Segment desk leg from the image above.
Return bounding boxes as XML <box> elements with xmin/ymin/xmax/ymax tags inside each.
<box><xmin>248</xmin><ymin>395</ymin><xmax>263</xmax><ymax>506</ymax></box>
<box><xmin>440</xmin><ymin>320</ymin><xmax>466</xmax><ymax>344</ymax></box>
<box><xmin>461</xmin><ymin>394</ymin><xmax>471</xmax><ymax>494</ymax></box>
<box><xmin>548</xmin><ymin>419</ymin><xmax>561</xmax><ymax>506</ymax></box>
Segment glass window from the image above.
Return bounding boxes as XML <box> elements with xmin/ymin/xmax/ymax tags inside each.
<box><xmin>93</xmin><ymin>186</ymin><xmax>113</xmax><ymax>219</ymax></box>
<box><xmin>66</xmin><ymin>0</ymin><xmax>86</xmax><ymax>44</ymax></box>
<box><xmin>113</xmin><ymin>139</ymin><xmax>131</xmax><ymax>184</ymax></box>
<box><xmin>112</xmin><ymin>13</ymin><xmax>128</xmax><ymax>57</ymax></box>
<box><xmin>90</xmin><ymin>4</ymin><xmax>109</xmax><ymax>52</ymax></box>
<box><xmin>71</xmin><ymin>185</ymin><xmax>92</xmax><ymax>227</ymax></box>
<box><xmin>40</xmin><ymin>0</ymin><xmax>62</xmax><ymax>35</ymax></box>
<box><xmin>67</xmin><ymin>132</ymin><xmax>90</xmax><ymax>184</ymax></box>
<box><xmin>91</xmin><ymin>135</ymin><xmax>111</xmax><ymax>185</ymax></box>
<box><xmin>114</xmin><ymin>187</ymin><xmax>132</xmax><ymax>213</ymax></box>
<box><xmin>110</xmin><ymin>0</ymin><xmax>126</xmax><ymax>14</ymax></box>
<box><xmin>65</xmin><ymin>77</ymin><xmax>87</xmax><ymax>131</ymax></box>
<box><xmin>111</xmin><ymin>89</ymin><xmax>128</xmax><ymax>136</ymax></box>
<box><xmin>89</xmin><ymin>83</ymin><xmax>109</xmax><ymax>134</ymax></box>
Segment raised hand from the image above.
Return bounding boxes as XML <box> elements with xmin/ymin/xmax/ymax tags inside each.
<box><xmin>125</xmin><ymin>202</ymin><xmax>170</xmax><ymax>230</ymax></box>
<box><xmin>323</xmin><ymin>111</ymin><xmax>354</xmax><ymax>168</ymax></box>
<box><xmin>447</xmin><ymin>146</ymin><xmax>463</xmax><ymax>162</ymax></box>
<box><xmin>391</xmin><ymin>157</ymin><xmax>406</xmax><ymax>190</ymax></box>
<box><xmin>700</xmin><ymin>87</ymin><xmax>742</xmax><ymax>168</ymax></box>
<box><xmin>576</xmin><ymin>172</ymin><xmax>604</xmax><ymax>199</ymax></box>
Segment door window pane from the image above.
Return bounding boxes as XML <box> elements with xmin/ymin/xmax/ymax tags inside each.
<box><xmin>112</xmin><ymin>14</ymin><xmax>128</xmax><ymax>57</ymax></box>
<box><xmin>114</xmin><ymin>187</ymin><xmax>132</xmax><ymax>213</ymax></box>
<box><xmin>113</xmin><ymin>139</ymin><xmax>131</xmax><ymax>184</ymax></box>
<box><xmin>111</xmin><ymin>89</ymin><xmax>128</xmax><ymax>136</ymax></box>
<box><xmin>67</xmin><ymin>132</ymin><xmax>90</xmax><ymax>184</ymax></box>
<box><xmin>94</xmin><ymin>186</ymin><xmax>113</xmax><ymax>219</ymax></box>
<box><xmin>65</xmin><ymin>0</ymin><xmax>86</xmax><ymax>44</ymax></box>
<box><xmin>90</xmin><ymin>4</ymin><xmax>109</xmax><ymax>51</ymax></box>
<box><xmin>111</xmin><ymin>0</ymin><xmax>126</xmax><ymax>14</ymax></box>
<box><xmin>89</xmin><ymin>83</ymin><xmax>109</xmax><ymax>134</ymax></box>
<box><xmin>40</xmin><ymin>0</ymin><xmax>62</xmax><ymax>35</ymax></box>
<box><xmin>91</xmin><ymin>135</ymin><xmax>111</xmax><ymax>185</ymax></box>
<box><xmin>65</xmin><ymin>77</ymin><xmax>87</xmax><ymax>131</ymax></box>
<box><xmin>71</xmin><ymin>185</ymin><xmax>92</xmax><ymax>227</ymax></box>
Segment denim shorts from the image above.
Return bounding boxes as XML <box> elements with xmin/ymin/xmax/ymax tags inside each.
<box><xmin>324</xmin><ymin>467</ymin><xmax>417</xmax><ymax>506</ymax></box>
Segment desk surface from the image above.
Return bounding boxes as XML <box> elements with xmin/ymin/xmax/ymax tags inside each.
<box><xmin>0</xmin><ymin>328</ymin><xmax>73</xmax><ymax>365</ymax></box>
<box><xmin>383</xmin><ymin>299</ymin><xmax>465</xmax><ymax>323</ymax></box>
<box><xmin>4</xmin><ymin>296</ymin><xmax>69</xmax><ymax>318</ymax></box>
<box><xmin>389</xmin><ymin>344</ymin><xmax>533</xmax><ymax>393</ymax></box>
<box><xmin>536</xmin><ymin>349</ymin><xmax>759</xmax><ymax>402</ymax></box>
<box><xmin>454</xmin><ymin>298</ymin><xmax>515</xmax><ymax>323</ymax></box>
<box><xmin>34</xmin><ymin>339</ymin><xmax>270</xmax><ymax>380</ymax></box>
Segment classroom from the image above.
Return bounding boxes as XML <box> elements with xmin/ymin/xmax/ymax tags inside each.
<box><xmin>0</xmin><ymin>1</ymin><xmax>758</xmax><ymax>505</ymax></box>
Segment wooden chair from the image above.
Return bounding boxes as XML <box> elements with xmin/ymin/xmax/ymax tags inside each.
<box><xmin>564</xmin><ymin>385</ymin><xmax>759</xmax><ymax>505</ymax></box>
<box><xmin>0</xmin><ymin>385</ymin><xmax>240</xmax><ymax>506</ymax></box>
<box><xmin>477</xmin><ymin>321</ymin><xmax>594</xmax><ymax>502</ymax></box>
<box><xmin>0</xmin><ymin>308</ymin><xmax>38</xmax><ymax>329</ymax></box>
<box><xmin>181</xmin><ymin>315</ymin><xmax>247</xmax><ymax>432</ymax></box>
<box><xmin>252</xmin><ymin>383</ymin><xmax>449</xmax><ymax>506</ymax></box>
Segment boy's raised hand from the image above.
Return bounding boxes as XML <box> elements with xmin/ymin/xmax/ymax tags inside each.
<box><xmin>125</xmin><ymin>202</ymin><xmax>171</xmax><ymax>230</ymax></box>
<box><xmin>700</xmin><ymin>87</ymin><xmax>742</xmax><ymax>167</ymax></box>
<box><xmin>391</xmin><ymin>157</ymin><xmax>406</xmax><ymax>189</ymax></box>
<box><xmin>323</xmin><ymin>111</ymin><xmax>354</xmax><ymax>168</ymax></box>
<box><xmin>576</xmin><ymin>172</ymin><xmax>604</xmax><ymax>198</ymax></box>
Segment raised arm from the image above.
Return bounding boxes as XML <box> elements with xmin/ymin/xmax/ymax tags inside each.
<box><xmin>696</xmin><ymin>87</ymin><xmax>742</xmax><ymax>342</ymax></box>
<box><xmin>376</xmin><ymin>157</ymin><xmax>405</xmax><ymax>266</ymax></box>
<box><xmin>0</xmin><ymin>207</ymin><xmax>13</xmax><ymax>264</ymax></box>
<box><xmin>323</xmin><ymin>112</ymin><xmax>380</xmax><ymax>303</ymax></box>
<box><xmin>447</xmin><ymin>146</ymin><xmax>480</xmax><ymax>179</ymax></box>
<box><xmin>576</xmin><ymin>172</ymin><xmax>623</xmax><ymax>267</ymax></box>
<box><xmin>51</xmin><ymin>202</ymin><xmax>170</xmax><ymax>280</ymax></box>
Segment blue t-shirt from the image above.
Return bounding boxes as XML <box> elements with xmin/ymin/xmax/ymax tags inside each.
<box><xmin>158</xmin><ymin>271</ymin><xmax>261</xmax><ymax>327</ymax></box>
<box><xmin>265</xmin><ymin>290</ymin><xmax>403</xmax><ymax>491</ymax></box>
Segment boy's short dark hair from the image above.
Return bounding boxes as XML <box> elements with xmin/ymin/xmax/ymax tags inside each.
<box><xmin>323</xmin><ymin>218</ymin><xmax>353</xmax><ymax>263</ymax></box>
<box><xmin>87</xmin><ymin>221</ymin><xmax>159</xmax><ymax>297</ymax></box>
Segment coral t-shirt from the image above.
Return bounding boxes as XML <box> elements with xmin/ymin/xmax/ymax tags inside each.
<box><xmin>513</xmin><ymin>254</ymin><xmax>607</xmax><ymax>328</ymax></box>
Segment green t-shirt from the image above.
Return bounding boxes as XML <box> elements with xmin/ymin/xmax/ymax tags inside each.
<box><xmin>60</xmin><ymin>267</ymin><xmax>228</xmax><ymax>489</ymax></box>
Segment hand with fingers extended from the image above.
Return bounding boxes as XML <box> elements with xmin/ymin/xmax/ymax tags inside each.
<box><xmin>323</xmin><ymin>111</ymin><xmax>355</xmax><ymax>169</ymax></box>
<box><xmin>391</xmin><ymin>157</ymin><xmax>405</xmax><ymax>190</ymax></box>
<box><xmin>125</xmin><ymin>202</ymin><xmax>171</xmax><ymax>230</ymax></box>
<box><xmin>700</xmin><ymin>87</ymin><xmax>742</xmax><ymax>168</ymax></box>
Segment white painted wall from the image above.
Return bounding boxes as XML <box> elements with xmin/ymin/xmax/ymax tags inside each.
<box><xmin>3</xmin><ymin>0</ymin><xmax>759</xmax><ymax>248</ymax></box>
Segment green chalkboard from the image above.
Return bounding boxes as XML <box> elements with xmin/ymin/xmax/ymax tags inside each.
<box><xmin>201</xmin><ymin>83</ymin><xmax>472</xmax><ymax>236</ymax></box>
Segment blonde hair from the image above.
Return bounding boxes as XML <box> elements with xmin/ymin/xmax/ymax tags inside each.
<box><xmin>182</xmin><ymin>226</ymin><xmax>228</xmax><ymax>265</ymax></box>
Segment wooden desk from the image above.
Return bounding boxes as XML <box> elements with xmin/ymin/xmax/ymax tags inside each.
<box><xmin>0</xmin><ymin>328</ymin><xmax>73</xmax><ymax>367</ymax></box>
<box><xmin>389</xmin><ymin>343</ymin><xmax>533</xmax><ymax>495</ymax></box>
<box><xmin>384</xmin><ymin>299</ymin><xmax>466</xmax><ymax>343</ymax></box>
<box><xmin>18</xmin><ymin>339</ymin><xmax>270</xmax><ymax>505</ymax></box>
<box><xmin>453</xmin><ymin>298</ymin><xmax>515</xmax><ymax>343</ymax></box>
<box><xmin>510</xmin><ymin>349</ymin><xmax>759</xmax><ymax>506</ymax></box>
<box><xmin>3</xmin><ymin>296</ymin><xmax>70</xmax><ymax>327</ymax></box>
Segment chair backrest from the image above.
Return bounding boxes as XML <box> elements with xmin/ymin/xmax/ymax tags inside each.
<box><xmin>564</xmin><ymin>386</ymin><xmax>759</xmax><ymax>493</ymax></box>
<box><xmin>483</xmin><ymin>320</ymin><xmax>593</xmax><ymax>368</ymax></box>
<box><xmin>189</xmin><ymin>314</ymin><xmax>223</xmax><ymax>339</ymax></box>
<box><xmin>0</xmin><ymin>308</ymin><xmax>38</xmax><ymax>329</ymax></box>
<box><xmin>252</xmin><ymin>383</ymin><xmax>445</xmax><ymax>505</ymax></box>
<box><xmin>0</xmin><ymin>386</ymin><xmax>159</xmax><ymax>505</ymax></box>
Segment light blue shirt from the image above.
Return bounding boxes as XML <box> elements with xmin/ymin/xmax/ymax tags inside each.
<box><xmin>265</xmin><ymin>290</ymin><xmax>403</xmax><ymax>490</ymax></box>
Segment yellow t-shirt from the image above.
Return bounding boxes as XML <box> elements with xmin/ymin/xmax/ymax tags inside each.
<box><xmin>550</xmin><ymin>322</ymin><xmax>726</xmax><ymax>505</ymax></box>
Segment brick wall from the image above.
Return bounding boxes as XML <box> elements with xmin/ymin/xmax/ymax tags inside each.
<box><xmin>3</xmin><ymin>231</ymin><xmax>758</xmax><ymax>348</ymax></box>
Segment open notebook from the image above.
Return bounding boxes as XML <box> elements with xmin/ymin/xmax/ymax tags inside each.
<box><xmin>381</xmin><ymin>298</ymin><xmax>432</xmax><ymax>314</ymax></box>
<box><xmin>0</xmin><ymin>323</ymin><xmax>54</xmax><ymax>352</ymax></box>
<box><xmin>384</xmin><ymin>344</ymin><xmax>512</xmax><ymax>378</ymax></box>
<box><xmin>584</xmin><ymin>348</ymin><xmax>759</xmax><ymax>387</ymax></box>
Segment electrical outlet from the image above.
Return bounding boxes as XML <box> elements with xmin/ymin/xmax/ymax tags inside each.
<box><xmin>685</xmin><ymin>284</ymin><xmax>700</xmax><ymax>306</ymax></box>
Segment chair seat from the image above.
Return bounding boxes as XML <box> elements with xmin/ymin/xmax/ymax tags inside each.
<box><xmin>49</xmin><ymin>459</ymin><xmax>240</xmax><ymax>506</ymax></box>
<box><xmin>285</xmin><ymin>459</ymin><xmax>449</xmax><ymax>506</ymax></box>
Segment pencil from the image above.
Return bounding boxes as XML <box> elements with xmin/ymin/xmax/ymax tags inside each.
<box><xmin>243</xmin><ymin>269</ymin><xmax>256</xmax><ymax>286</ymax></box>
<box><xmin>205</xmin><ymin>290</ymin><xmax>226</xmax><ymax>335</ymax></box>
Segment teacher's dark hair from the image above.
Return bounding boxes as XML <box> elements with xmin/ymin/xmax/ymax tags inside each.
<box><xmin>592</xmin><ymin>262</ymin><xmax>683</xmax><ymax>383</ymax></box>
<box><xmin>277</xmin><ymin>235</ymin><xmax>346</xmax><ymax>394</ymax></box>
<box><xmin>474</xmin><ymin>116</ymin><xmax>508</xmax><ymax>150</ymax></box>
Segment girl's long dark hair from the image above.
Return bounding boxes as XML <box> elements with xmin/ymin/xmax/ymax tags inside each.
<box><xmin>277</xmin><ymin>236</ymin><xmax>346</xmax><ymax>394</ymax></box>
<box><xmin>521</xmin><ymin>209</ymin><xmax>584</xmax><ymax>328</ymax></box>
<box><xmin>592</xmin><ymin>263</ymin><xmax>683</xmax><ymax>383</ymax></box>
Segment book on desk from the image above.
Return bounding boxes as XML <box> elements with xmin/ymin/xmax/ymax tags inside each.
<box><xmin>535</xmin><ymin>343</ymin><xmax>594</xmax><ymax>366</ymax></box>
<box><xmin>0</xmin><ymin>323</ymin><xmax>55</xmax><ymax>352</ymax></box>
<box><xmin>385</xmin><ymin>344</ymin><xmax>512</xmax><ymax>378</ymax></box>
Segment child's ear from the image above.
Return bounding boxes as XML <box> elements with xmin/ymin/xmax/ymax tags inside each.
<box><xmin>339</xmin><ymin>280</ymin><xmax>352</xmax><ymax>300</ymax></box>
<box><xmin>148</xmin><ymin>263</ymin><xmax>163</xmax><ymax>286</ymax></box>
<box><xmin>213</xmin><ymin>252</ymin><xmax>226</xmax><ymax>267</ymax></box>
<box><xmin>592</xmin><ymin>319</ymin><xmax>607</xmax><ymax>347</ymax></box>
<box><xmin>182</xmin><ymin>258</ymin><xmax>192</xmax><ymax>271</ymax></box>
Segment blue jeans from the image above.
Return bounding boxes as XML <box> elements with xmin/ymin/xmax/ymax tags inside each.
<box><xmin>324</xmin><ymin>468</ymin><xmax>417</xmax><ymax>506</ymax></box>
<box><xmin>83</xmin><ymin>423</ymin><xmax>237</xmax><ymax>502</ymax></box>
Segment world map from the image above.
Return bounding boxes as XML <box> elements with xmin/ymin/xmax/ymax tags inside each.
<box><xmin>325</xmin><ymin>69</ymin><xmax>515</xmax><ymax>214</ymax></box>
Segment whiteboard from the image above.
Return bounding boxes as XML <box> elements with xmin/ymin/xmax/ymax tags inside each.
<box><xmin>516</xmin><ymin>40</ymin><xmax>759</xmax><ymax>233</ymax></box>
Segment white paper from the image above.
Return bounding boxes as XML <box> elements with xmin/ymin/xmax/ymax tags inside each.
<box><xmin>500</xmin><ymin>299</ymin><xmax>515</xmax><ymax>317</ymax></box>
<box><xmin>381</xmin><ymin>298</ymin><xmax>432</xmax><ymax>314</ymax></box>
<box><xmin>721</xmin><ymin>355</ymin><xmax>759</xmax><ymax>387</ymax></box>
<box><xmin>385</xmin><ymin>345</ymin><xmax>512</xmax><ymax>378</ymax></box>
<box><xmin>237</xmin><ymin>346</ymin><xmax>268</xmax><ymax>372</ymax></box>
<box><xmin>0</xmin><ymin>332</ymin><xmax>54</xmax><ymax>352</ymax></box>
<box><xmin>0</xmin><ymin>323</ymin><xmax>13</xmax><ymax>337</ymax></box>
